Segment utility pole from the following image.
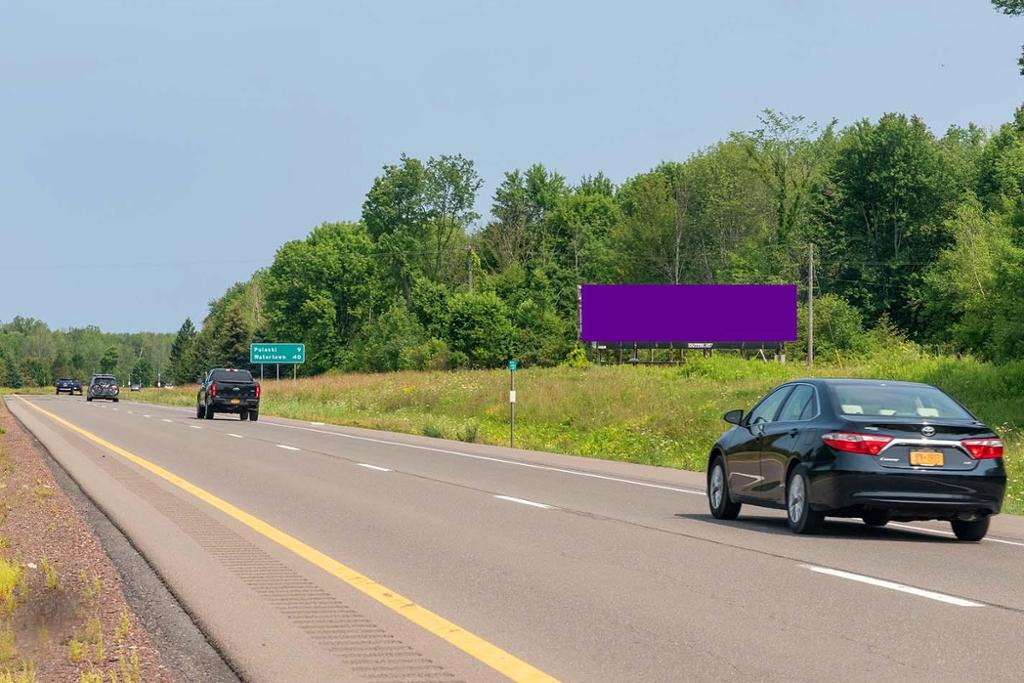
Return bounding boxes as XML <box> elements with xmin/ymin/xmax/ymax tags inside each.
<box><xmin>808</xmin><ymin>243</ymin><xmax>814</xmax><ymax>368</ymax></box>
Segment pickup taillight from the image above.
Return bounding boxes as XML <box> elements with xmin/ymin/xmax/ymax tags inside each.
<box><xmin>255</xmin><ymin>383</ymin><xmax>261</xmax><ymax>399</ymax></box>
<box><xmin>210</xmin><ymin>383</ymin><xmax>217</xmax><ymax>397</ymax></box>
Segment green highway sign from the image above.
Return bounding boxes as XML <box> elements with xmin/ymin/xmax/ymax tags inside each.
<box><xmin>250</xmin><ymin>343</ymin><xmax>305</xmax><ymax>364</ymax></box>
<box><xmin>508</xmin><ymin>359</ymin><xmax>518</xmax><ymax>371</ymax></box>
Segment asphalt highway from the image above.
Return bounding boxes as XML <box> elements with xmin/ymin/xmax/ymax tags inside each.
<box><xmin>8</xmin><ymin>394</ymin><xmax>1024</xmax><ymax>682</ymax></box>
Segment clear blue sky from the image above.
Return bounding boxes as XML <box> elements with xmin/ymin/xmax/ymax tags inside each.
<box><xmin>2</xmin><ymin>0</ymin><xmax>1021</xmax><ymax>332</ymax></box>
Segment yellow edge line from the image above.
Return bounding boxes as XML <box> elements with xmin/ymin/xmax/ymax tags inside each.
<box><xmin>16</xmin><ymin>396</ymin><xmax>558</xmax><ymax>683</ymax></box>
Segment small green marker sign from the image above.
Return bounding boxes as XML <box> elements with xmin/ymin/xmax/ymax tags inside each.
<box><xmin>508</xmin><ymin>359</ymin><xmax>518</xmax><ymax>371</ymax></box>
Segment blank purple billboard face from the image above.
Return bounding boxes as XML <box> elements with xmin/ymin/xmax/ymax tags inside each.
<box><xmin>579</xmin><ymin>284</ymin><xmax>798</xmax><ymax>343</ymax></box>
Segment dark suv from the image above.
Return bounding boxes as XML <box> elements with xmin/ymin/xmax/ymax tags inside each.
<box><xmin>87</xmin><ymin>374</ymin><xmax>120</xmax><ymax>402</ymax></box>
<box><xmin>55</xmin><ymin>378</ymin><xmax>82</xmax><ymax>395</ymax></box>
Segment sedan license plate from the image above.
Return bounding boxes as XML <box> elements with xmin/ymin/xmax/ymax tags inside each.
<box><xmin>910</xmin><ymin>450</ymin><xmax>944</xmax><ymax>467</ymax></box>
<box><xmin>230</xmin><ymin>399</ymin><xmax>240</xmax><ymax>405</ymax></box>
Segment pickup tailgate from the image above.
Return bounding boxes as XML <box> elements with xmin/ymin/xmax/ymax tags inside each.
<box><xmin>214</xmin><ymin>381</ymin><xmax>258</xmax><ymax>400</ymax></box>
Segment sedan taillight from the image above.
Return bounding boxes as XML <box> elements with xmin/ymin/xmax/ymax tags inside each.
<box><xmin>822</xmin><ymin>432</ymin><xmax>893</xmax><ymax>456</ymax></box>
<box><xmin>962</xmin><ymin>438</ymin><xmax>1003</xmax><ymax>459</ymax></box>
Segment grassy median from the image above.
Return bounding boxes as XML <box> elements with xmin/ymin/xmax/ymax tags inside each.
<box><xmin>118</xmin><ymin>349</ymin><xmax>1024</xmax><ymax>515</ymax></box>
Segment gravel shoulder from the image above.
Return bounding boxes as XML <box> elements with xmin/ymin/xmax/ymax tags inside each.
<box><xmin>0</xmin><ymin>398</ymin><xmax>237</xmax><ymax>682</ymax></box>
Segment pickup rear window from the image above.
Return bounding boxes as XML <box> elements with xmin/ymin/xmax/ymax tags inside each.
<box><xmin>211</xmin><ymin>370</ymin><xmax>254</xmax><ymax>382</ymax></box>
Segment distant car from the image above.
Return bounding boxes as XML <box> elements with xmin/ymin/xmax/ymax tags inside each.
<box><xmin>707</xmin><ymin>379</ymin><xmax>1006</xmax><ymax>541</ymax></box>
<box><xmin>87</xmin><ymin>374</ymin><xmax>120</xmax><ymax>402</ymax></box>
<box><xmin>130</xmin><ymin>382</ymin><xmax>141</xmax><ymax>392</ymax></box>
<box><xmin>55</xmin><ymin>378</ymin><xmax>82</xmax><ymax>395</ymax></box>
<box><xmin>197</xmin><ymin>368</ymin><xmax>260</xmax><ymax>421</ymax></box>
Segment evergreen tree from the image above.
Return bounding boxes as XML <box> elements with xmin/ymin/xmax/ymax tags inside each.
<box><xmin>168</xmin><ymin>318</ymin><xmax>198</xmax><ymax>383</ymax></box>
<box><xmin>2</xmin><ymin>352</ymin><xmax>22</xmax><ymax>388</ymax></box>
<box><xmin>218</xmin><ymin>304</ymin><xmax>252</xmax><ymax>369</ymax></box>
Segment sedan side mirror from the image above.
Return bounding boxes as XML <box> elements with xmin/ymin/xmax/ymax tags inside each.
<box><xmin>723</xmin><ymin>409</ymin><xmax>744</xmax><ymax>425</ymax></box>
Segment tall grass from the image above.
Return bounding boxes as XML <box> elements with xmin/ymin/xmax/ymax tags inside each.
<box><xmin>131</xmin><ymin>350</ymin><xmax>1024</xmax><ymax>514</ymax></box>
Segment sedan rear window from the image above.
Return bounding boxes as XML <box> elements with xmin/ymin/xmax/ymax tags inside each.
<box><xmin>829</xmin><ymin>384</ymin><xmax>972</xmax><ymax>420</ymax></box>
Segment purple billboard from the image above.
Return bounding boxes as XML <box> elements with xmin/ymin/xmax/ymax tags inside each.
<box><xmin>579</xmin><ymin>284</ymin><xmax>797</xmax><ymax>343</ymax></box>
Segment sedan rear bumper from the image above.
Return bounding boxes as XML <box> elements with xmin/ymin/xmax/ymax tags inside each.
<box><xmin>807</xmin><ymin>465</ymin><xmax>1006</xmax><ymax>520</ymax></box>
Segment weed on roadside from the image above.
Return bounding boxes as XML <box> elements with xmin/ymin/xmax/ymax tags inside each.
<box><xmin>38</xmin><ymin>561</ymin><xmax>57</xmax><ymax>592</ymax></box>
<box><xmin>0</xmin><ymin>662</ymin><xmax>36</xmax><ymax>683</ymax></box>
<box><xmin>0</xmin><ymin>562</ymin><xmax>22</xmax><ymax>614</ymax></box>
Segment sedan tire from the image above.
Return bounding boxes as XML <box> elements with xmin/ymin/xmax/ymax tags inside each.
<box><xmin>708</xmin><ymin>457</ymin><xmax>741</xmax><ymax>520</ymax></box>
<box><xmin>786</xmin><ymin>469</ymin><xmax>823</xmax><ymax>534</ymax></box>
<box><xmin>951</xmin><ymin>517</ymin><xmax>990</xmax><ymax>542</ymax></box>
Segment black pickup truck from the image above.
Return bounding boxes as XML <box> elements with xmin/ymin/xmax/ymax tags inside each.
<box><xmin>55</xmin><ymin>377</ymin><xmax>82</xmax><ymax>395</ymax></box>
<box><xmin>197</xmin><ymin>368</ymin><xmax>261</xmax><ymax>421</ymax></box>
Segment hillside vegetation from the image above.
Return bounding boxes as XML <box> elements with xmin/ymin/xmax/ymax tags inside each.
<box><xmin>130</xmin><ymin>353</ymin><xmax>1024</xmax><ymax>515</ymax></box>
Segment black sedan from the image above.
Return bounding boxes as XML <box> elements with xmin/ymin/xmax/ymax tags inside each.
<box><xmin>707</xmin><ymin>379</ymin><xmax>1006</xmax><ymax>541</ymax></box>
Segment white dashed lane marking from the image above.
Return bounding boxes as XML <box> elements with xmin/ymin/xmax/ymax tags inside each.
<box><xmin>493</xmin><ymin>495</ymin><xmax>556</xmax><ymax>510</ymax></box>
<box><xmin>801</xmin><ymin>564</ymin><xmax>984</xmax><ymax>607</ymax></box>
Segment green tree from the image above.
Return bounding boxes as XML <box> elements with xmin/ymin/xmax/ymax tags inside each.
<box><xmin>825</xmin><ymin>114</ymin><xmax>962</xmax><ymax>333</ymax></box>
<box><xmin>446</xmin><ymin>291</ymin><xmax>513</xmax><ymax>368</ymax></box>
<box><xmin>734</xmin><ymin>110</ymin><xmax>835</xmax><ymax>246</ymax></box>
<box><xmin>354</xmin><ymin>302</ymin><xmax>425</xmax><ymax>372</ymax></box>
<box><xmin>168</xmin><ymin>318</ymin><xmax>198</xmax><ymax>384</ymax></box>
<box><xmin>917</xmin><ymin>197</ymin><xmax>1018</xmax><ymax>352</ymax></box>
<box><xmin>217</xmin><ymin>303</ymin><xmax>252</xmax><ymax>369</ymax></box>
<box><xmin>132</xmin><ymin>356</ymin><xmax>154</xmax><ymax>387</ymax></box>
<box><xmin>362</xmin><ymin>155</ymin><xmax>431</xmax><ymax>301</ymax></box>
<box><xmin>263</xmin><ymin>222</ymin><xmax>378</xmax><ymax>373</ymax></box>
<box><xmin>477</xmin><ymin>165</ymin><xmax>567</xmax><ymax>271</ymax></box>
<box><xmin>424</xmin><ymin>154</ymin><xmax>482</xmax><ymax>281</ymax></box>
<box><xmin>993</xmin><ymin>1</ymin><xmax>1024</xmax><ymax>74</ymax></box>
<box><xmin>99</xmin><ymin>346</ymin><xmax>119</xmax><ymax>374</ymax></box>
<box><xmin>1</xmin><ymin>351</ymin><xmax>22</xmax><ymax>388</ymax></box>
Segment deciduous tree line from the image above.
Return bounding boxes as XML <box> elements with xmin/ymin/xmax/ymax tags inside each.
<box><xmin>0</xmin><ymin>317</ymin><xmax>171</xmax><ymax>388</ymax></box>
<box><xmin>159</xmin><ymin>105</ymin><xmax>1024</xmax><ymax>382</ymax></box>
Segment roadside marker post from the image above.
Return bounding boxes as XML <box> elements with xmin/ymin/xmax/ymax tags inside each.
<box><xmin>508</xmin><ymin>359</ymin><xmax>517</xmax><ymax>448</ymax></box>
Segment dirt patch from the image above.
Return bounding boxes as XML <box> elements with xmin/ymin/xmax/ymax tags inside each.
<box><xmin>0</xmin><ymin>401</ymin><xmax>173</xmax><ymax>682</ymax></box>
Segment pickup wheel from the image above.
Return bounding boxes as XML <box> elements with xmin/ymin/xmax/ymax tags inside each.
<box><xmin>249</xmin><ymin>411</ymin><xmax>259</xmax><ymax>422</ymax></box>
<box><xmin>204</xmin><ymin>402</ymin><xmax>215</xmax><ymax>420</ymax></box>
<box><xmin>197</xmin><ymin>403</ymin><xmax>206</xmax><ymax>419</ymax></box>
<box><xmin>240</xmin><ymin>410</ymin><xmax>249</xmax><ymax>421</ymax></box>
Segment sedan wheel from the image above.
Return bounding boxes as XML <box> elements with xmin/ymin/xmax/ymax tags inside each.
<box><xmin>707</xmin><ymin>458</ymin><xmax>741</xmax><ymax>520</ymax></box>
<box><xmin>951</xmin><ymin>517</ymin><xmax>990</xmax><ymax>542</ymax></box>
<box><xmin>786</xmin><ymin>469</ymin><xmax>823</xmax><ymax>534</ymax></box>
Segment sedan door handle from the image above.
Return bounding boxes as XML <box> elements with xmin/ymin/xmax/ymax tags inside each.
<box><xmin>788</xmin><ymin>428</ymin><xmax>799</xmax><ymax>437</ymax></box>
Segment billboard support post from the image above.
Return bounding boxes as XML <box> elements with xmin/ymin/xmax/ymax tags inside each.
<box><xmin>808</xmin><ymin>245</ymin><xmax>815</xmax><ymax>367</ymax></box>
